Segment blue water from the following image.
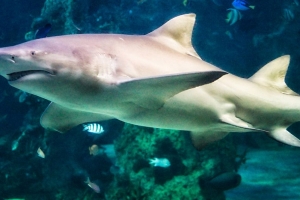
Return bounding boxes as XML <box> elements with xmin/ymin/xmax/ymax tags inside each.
<box><xmin>226</xmin><ymin>149</ymin><xmax>300</xmax><ymax>200</ymax></box>
<box><xmin>0</xmin><ymin>0</ymin><xmax>300</xmax><ymax>199</ymax></box>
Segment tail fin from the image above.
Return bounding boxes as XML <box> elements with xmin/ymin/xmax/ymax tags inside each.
<box><xmin>249</xmin><ymin>55</ymin><xmax>299</xmax><ymax>96</ymax></box>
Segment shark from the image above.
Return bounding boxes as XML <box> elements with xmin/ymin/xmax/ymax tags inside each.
<box><xmin>0</xmin><ymin>13</ymin><xmax>300</xmax><ymax>149</ymax></box>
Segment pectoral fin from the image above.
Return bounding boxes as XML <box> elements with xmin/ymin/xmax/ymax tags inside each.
<box><xmin>40</xmin><ymin>103</ymin><xmax>112</xmax><ymax>133</ymax></box>
<box><xmin>119</xmin><ymin>71</ymin><xmax>227</xmax><ymax>109</ymax></box>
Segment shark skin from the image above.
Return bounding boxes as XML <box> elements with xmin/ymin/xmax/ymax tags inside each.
<box><xmin>0</xmin><ymin>13</ymin><xmax>300</xmax><ymax>150</ymax></box>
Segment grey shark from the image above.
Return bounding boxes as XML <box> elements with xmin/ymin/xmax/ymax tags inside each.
<box><xmin>0</xmin><ymin>13</ymin><xmax>300</xmax><ymax>149</ymax></box>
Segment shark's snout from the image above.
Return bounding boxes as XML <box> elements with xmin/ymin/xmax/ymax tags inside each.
<box><xmin>0</xmin><ymin>46</ymin><xmax>55</xmax><ymax>82</ymax></box>
<box><xmin>0</xmin><ymin>52</ymin><xmax>17</xmax><ymax>79</ymax></box>
<box><xmin>0</xmin><ymin>52</ymin><xmax>16</xmax><ymax>64</ymax></box>
<box><xmin>2</xmin><ymin>55</ymin><xmax>15</xmax><ymax>64</ymax></box>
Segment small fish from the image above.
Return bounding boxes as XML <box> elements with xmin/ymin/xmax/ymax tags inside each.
<box><xmin>232</xmin><ymin>0</ymin><xmax>255</xmax><ymax>10</ymax></box>
<box><xmin>11</xmin><ymin>140</ymin><xmax>19</xmax><ymax>151</ymax></box>
<box><xmin>283</xmin><ymin>8</ymin><xmax>294</xmax><ymax>21</ymax></box>
<box><xmin>35</xmin><ymin>23</ymin><xmax>52</xmax><ymax>39</ymax></box>
<box><xmin>11</xmin><ymin>132</ymin><xmax>25</xmax><ymax>151</ymax></box>
<box><xmin>83</xmin><ymin>123</ymin><xmax>104</xmax><ymax>134</ymax></box>
<box><xmin>85</xmin><ymin>177</ymin><xmax>100</xmax><ymax>193</ymax></box>
<box><xmin>18</xmin><ymin>91</ymin><xmax>28</xmax><ymax>103</ymax></box>
<box><xmin>226</xmin><ymin>8</ymin><xmax>242</xmax><ymax>25</ymax></box>
<box><xmin>183</xmin><ymin>0</ymin><xmax>188</xmax><ymax>7</ymax></box>
<box><xmin>149</xmin><ymin>158</ymin><xmax>171</xmax><ymax>168</ymax></box>
<box><xmin>37</xmin><ymin>147</ymin><xmax>45</xmax><ymax>158</ymax></box>
<box><xmin>225</xmin><ymin>30</ymin><xmax>234</xmax><ymax>40</ymax></box>
<box><xmin>89</xmin><ymin>144</ymin><xmax>100</xmax><ymax>155</ymax></box>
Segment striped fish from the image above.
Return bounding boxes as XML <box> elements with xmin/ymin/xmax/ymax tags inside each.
<box><xmin>83</xmin><ymin>123</ymin><xmax>104</xmax><ymax>134</ymax></box>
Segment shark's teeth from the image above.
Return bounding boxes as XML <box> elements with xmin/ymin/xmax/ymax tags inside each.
<box><xmin>7</xmin><ymin>70</ymin><xmax>51</xmax><ymax>81</ymax></box>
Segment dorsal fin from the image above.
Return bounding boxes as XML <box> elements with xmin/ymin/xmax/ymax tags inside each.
<box><xmin>249</xmin><ymin>55</ymin><xmax>298</xmax><ymax>95</ymax></box>
<box><xmin>147</xmin><ymin>13</ymin><xmax>201</xmax><ymax>59</ymax></box>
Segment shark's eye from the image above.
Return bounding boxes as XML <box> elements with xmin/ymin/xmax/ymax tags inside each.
<box><xmin>31</xmin><ymin>51</ymin><xmax>35</xmax><ymax>56</ymax></box>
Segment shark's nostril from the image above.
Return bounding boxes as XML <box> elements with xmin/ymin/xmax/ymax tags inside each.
<box><xmin>9</xmin><ymin>55</ymin><xmax>16</xmax><ymax>63</ymax></box>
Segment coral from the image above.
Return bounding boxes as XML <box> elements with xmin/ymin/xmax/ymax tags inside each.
<box><xmin>106</xmin><ymin>123</ymin><xmax>239</xmax><ymax>199</ymax></box>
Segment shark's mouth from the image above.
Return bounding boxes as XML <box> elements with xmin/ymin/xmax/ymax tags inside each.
<box><xmin>7</xmin><ymin>70</ymin><xmax>52</xmax><ymax>81</ymax></box>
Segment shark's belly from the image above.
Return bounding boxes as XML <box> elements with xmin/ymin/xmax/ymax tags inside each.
<box><xmin>117</xmin><ymin>87</ymin><xmax>228</xmax><ymax>132</ymax></box>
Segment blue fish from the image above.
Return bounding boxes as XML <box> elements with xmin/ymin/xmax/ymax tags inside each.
<box><xmin>232</xmin><ymin>0</ymin><xmax>255</xmax><ymax>10</ymax></box>
<box><xmin>35</xmin><ymin>23</ymin><xmax>52</xmax><ymax>39</ymax></box>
